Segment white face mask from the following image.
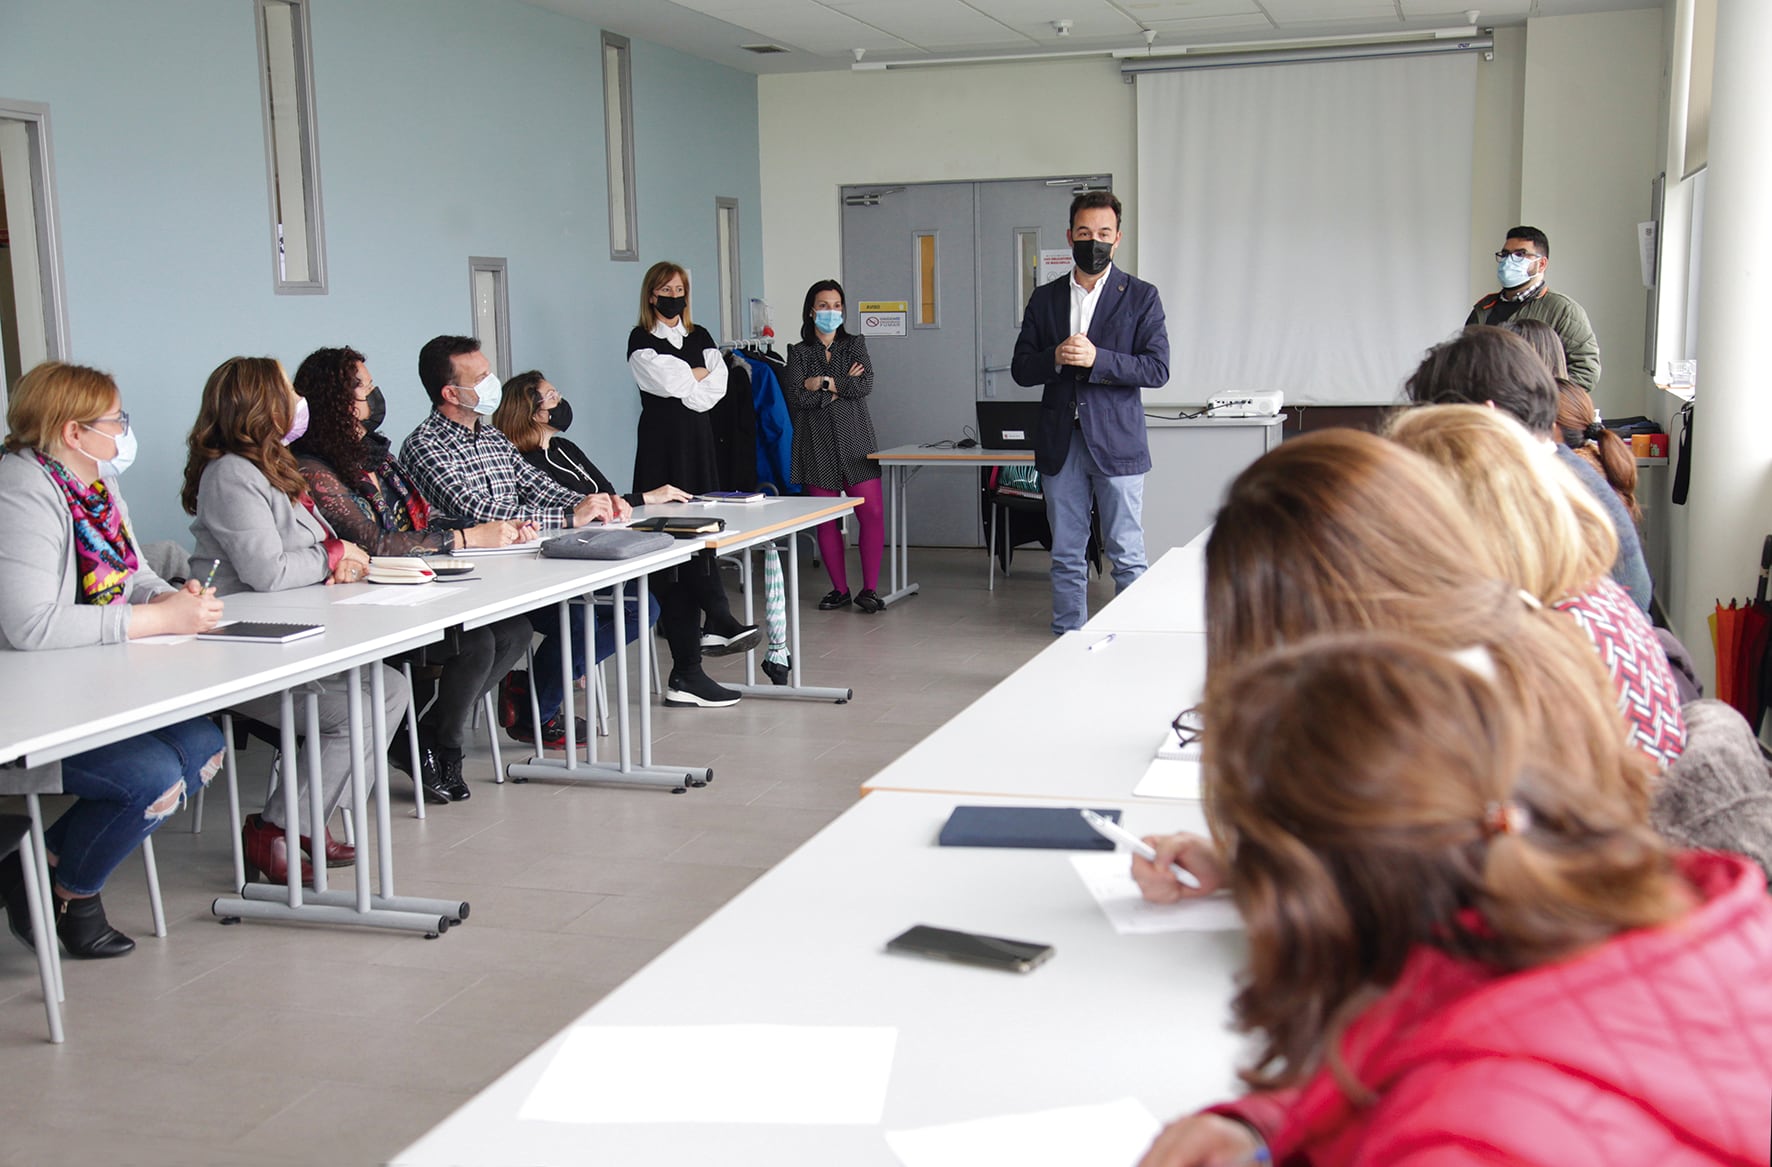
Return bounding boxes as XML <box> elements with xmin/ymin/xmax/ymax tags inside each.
<box><xmin>465</xmin><ymin>373</ymin><xmax>503</xmax><ymax>417</ymax></box>
<box><xmin>79</xmin><ymin>422</ymin><xmax>137</xmax><ymax>477</ymax></box>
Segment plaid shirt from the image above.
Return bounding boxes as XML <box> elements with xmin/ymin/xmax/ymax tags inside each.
<box><xmin>399</xmin><ymin>410</ymin><xmax>583</xmax><ymax>528</ymax></box>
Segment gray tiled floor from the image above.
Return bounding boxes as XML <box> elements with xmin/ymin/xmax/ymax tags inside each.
<box><xmin>0</xmin><ymin>548</ymin><xmax>1114</xmax><ymax>1166</ymax></box>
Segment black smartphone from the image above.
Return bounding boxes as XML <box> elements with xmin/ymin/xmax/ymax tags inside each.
<box><xmin>884</xmin><ymin>924</ymin><xmax>1055</xmax><ymax>974</ymax></box>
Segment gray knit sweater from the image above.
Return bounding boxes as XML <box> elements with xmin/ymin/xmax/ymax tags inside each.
<box><xmin>1654</xmin><ymin>699</ymin><xmax>1772</xmax><ymax>882</ymax></box>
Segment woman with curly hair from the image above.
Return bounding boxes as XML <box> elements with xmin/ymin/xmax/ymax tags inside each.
<box><xmin>183</xmin><ymin>356</ymin><xmax>410</xmax><ymax>883</ymax></box>
<box><xmin>290</xmin><ymin>346</ymin><xmax>532</xmax><ymax>802</ymax></box>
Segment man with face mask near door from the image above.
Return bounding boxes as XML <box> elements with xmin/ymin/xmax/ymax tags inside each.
<box><xmin>1011</xmin><ymin>190</ymin><xmax>1171</xmax><ymax>635</ymax></box>
<box><xmin>1465</xmin><ymin>225</ymin><xmax>1600</xmax><ymax>393</ymax></box>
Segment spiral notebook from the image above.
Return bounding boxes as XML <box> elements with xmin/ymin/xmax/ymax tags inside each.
<box><xmin>196</xmin><ymin>621</ymin><xmax>324</xmax><ymax>644</ymax></box>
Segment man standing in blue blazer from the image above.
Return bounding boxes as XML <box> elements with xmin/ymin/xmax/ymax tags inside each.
<box><xmin>1011</xmin><ymin>191</ymin><xmax>1170</xmax><ymax>634</ymax></box>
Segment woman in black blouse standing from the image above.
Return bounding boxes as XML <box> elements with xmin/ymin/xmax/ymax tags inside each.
<box><xmin>626</xmin><ymin>265</ymin><xmax>760</xmax><ymax>708</ymax></box>
<box><xmin>784</xmin><ymin>279</ymin><xmax>883</xmax><ymax>613</ymax></box>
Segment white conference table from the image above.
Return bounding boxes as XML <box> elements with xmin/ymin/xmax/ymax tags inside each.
<box><xmin>868</xmin><ymin>445</ymin><xmax>1036</xmax><ymax>608</ymax></box>
<box><xmin>393</xmin><ymin>789</ymin><xmax>1246</xmax><ymax>1167</ymax></box>
<box><xmin>1083</xmin><ymin>545</ymin><xmax>1207</xmax><ymax>635</ymax></box>
<box><xmin>862</xmin><ymin>630</ymin><xmax>1204</xmax><ymax>805</ymax></box>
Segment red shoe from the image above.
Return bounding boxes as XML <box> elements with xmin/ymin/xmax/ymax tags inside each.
<box><xmin>497</xmin><ymin>671</ymin><xmax>527</xmax><ymax>729</ymax></box>
<box><xmin>242</xmin><ymin>814</ymin><xmax>314</xmax><ymax>884</ymax></box>
<box><xmin>300</xmin><ymin>827</ymin><xmax>355</xmax><ymax>868</ymax></box>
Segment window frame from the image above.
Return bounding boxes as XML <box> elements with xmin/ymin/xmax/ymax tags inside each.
<box><xmin>602</xmin><ymin>31</ymin><xmax>639</xmax><ymax>262</ymax></box>
<box><xmin>468</xmin><ymin>257</ymin><xmax>511</xmax><ymax>381</ymax></box>
<box><xmin>715</xmin><ymin>197</ymin><xmax>742</xmax><ymax>342</ymax></box>
<box><xmin>253</xmin><ymin>0</ymin><xmax>329</xmax><ymax>295</ymax></box>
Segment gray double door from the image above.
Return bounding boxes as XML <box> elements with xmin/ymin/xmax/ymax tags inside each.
<box><xmin>839</xmin><ymin>176</ymin><xmax>1108</xmax><ymax>547</ymax></box>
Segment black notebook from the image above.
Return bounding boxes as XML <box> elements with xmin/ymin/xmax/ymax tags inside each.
<box><xmin>196</xmin><ymin>621</ymin><xmax>324</xmax><ymax>644</ymax></box>
<box><xmin>628</xmin><ymin>516</ymin><xmax>726</xmax><ymax>537</ymax></box>
<box><xmin>937</xmin><ymin>805</ymin><xmax>1121</xmax><ymax>851</ymax></box>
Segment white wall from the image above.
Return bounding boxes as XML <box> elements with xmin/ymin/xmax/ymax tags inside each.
<box><xmin>1471</xmin><ymin>26</ymin><xmax>1527</xmax><ymax>306</ymax></box>
<box><xmin>1520</xmin><ymin>9</ymin><xmax>1665</xmax><ymax>416</ymax></box>
<box><xmin>759</xmin><ymin>57</ymin><xmax>1136</xmax><ymax>327</ymax></box>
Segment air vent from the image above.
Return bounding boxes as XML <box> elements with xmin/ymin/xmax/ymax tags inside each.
<box><xmin>742</xmin><ymin>43</ymin><xmax>788</xmax><ymax>54</ymax></box>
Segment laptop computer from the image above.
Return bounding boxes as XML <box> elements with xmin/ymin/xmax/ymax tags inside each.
<box><xmin>976</xmin><ymin>400</ymin><xmax>1044</xmax><ymax>451</ymax></box>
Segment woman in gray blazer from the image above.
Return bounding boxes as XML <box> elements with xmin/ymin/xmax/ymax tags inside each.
<box><xmin>182</xmin><ymin>356</ymin><xmax>410</xmax><ymax>884</ymax></box>
<box><xmin>0</xmin><ymin>362</ymin><xmax>227</xmax><ymax>959</ymax></box>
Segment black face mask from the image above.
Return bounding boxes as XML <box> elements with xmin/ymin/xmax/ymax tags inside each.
<box><xmin>549</xmin><ymin>398</ymin><xmax>574</xmax><ymax>433</ymax></box>
<box><xmin>1071</xmin><ymin>238</ymin><xmax>1113</xmax><ymax>276</ymax></box>
<box><xmin>653</xmin><ymin>294</ymin><xmax>688</xmax><ymax>320</ymax></box>
<box><xmin>363</xmin><ymin>386</ymin><xmax>387</xmax><ymax>434</ymax></box>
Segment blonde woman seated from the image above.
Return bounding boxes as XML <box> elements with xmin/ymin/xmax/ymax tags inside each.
<box><xmin>1386</xmin><ymin>404</ymin><xmax>1684</xmax><ymax>768</ymax></box>
<box><xmin>1136</xmin><ymin>633</ymin><xmax>1771</xmax><ymax>1166</ymax></box>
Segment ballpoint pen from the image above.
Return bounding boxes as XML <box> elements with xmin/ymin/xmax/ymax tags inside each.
<box><xmin>1078</xmin><ymin>808</ymin><xmax>1203</xmax><ymax>889</ymax></box>
<box><xmin>200</xmin><ymin>560</ymin><xmax>220</xmax><ymax>592</ymax></box>
<box><xmin>1087</xmin><ymin>633</ymin><xmax>1117</xmax><ymax>652</ymax></box>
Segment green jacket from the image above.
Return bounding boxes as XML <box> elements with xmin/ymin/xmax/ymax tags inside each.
<box><xmin>1466</xmin><ymin>286</ymin><xmax>1601</xmax><ymax>392</ymax></box>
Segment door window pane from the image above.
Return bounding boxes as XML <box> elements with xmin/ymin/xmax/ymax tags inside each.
<box><xmin>1015</xmin><ymin>228</ymin><xmax>1041</xmax><ymax>321</ymax></box>
<box><xmin>915</xmin><ymin>232</ymin><xmax>938</xmax><ymax>328</ymax></box>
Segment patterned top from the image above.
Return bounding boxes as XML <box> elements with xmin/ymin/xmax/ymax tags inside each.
<box><xmin>783</xmin><ymin>334</ymin><xmax>879</xmax><ymax>490</ymax></box>
<box><xmin>1555</xmin><ymin>577</ymin><xmax>1687</xmax><ymax>767</ymax></box>
<box><xmin>298</xmin><ymin>450</ymin><xmax>453</xmax><ymax>557</ymax></box>
<box><xmin>399</xmin><ymin>410</ymin><xmax>583</xmax><ymax>528</ymax></box>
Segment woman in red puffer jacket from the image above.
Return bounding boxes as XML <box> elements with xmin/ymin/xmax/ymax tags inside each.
<box><xmin>1137</xmin><ymin>631</ymin><xmax>1772</xmax><ymax>1167</ymax></box>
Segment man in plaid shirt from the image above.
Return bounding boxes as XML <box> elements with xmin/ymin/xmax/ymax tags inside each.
<box><xmin>401</xmin><ymin>336</ymin><xmax>620</xmax><ymax>530</ymax></box>
<box><xmin>400</xmin><ymin>335</ymin><xmax>629</xmax><ymax>748</ymax></box>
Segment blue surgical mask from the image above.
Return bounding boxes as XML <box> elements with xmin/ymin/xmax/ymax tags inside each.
<box><xmin>1498</xmin><ymin>254</ymin><xmax>1538</xmax><ymax>288</ymax></box>
<box><xmin>813</xmin><ymin>309</ymin><xmax>844</xmax><ymax>334</ymax></box>
<box><xmin>80</xmin><ymin>422</ymin><xmax>137</xmax><ymax>477</ymax></box>
<box><xmin>466</xmin><ymin>373</ymin><xmax>502</xmax><ymax>417</ymax></box>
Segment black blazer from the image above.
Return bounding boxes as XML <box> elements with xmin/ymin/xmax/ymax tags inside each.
<box><xmin>1010</xmin><ymin>268</ymin><xmax>1170</xmax><ymax>477</ymax></box>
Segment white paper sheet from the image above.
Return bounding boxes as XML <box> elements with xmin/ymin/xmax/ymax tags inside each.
<box><xmin>517</xmin><ymin>1024</ymin><xmax>898</xmax><ymax>1125</ymax></box>
<box><xmin>887</xmin><ymin>1098</ymin><xmax>1161</xmax><ymax>1167</ymax></box>
<box><xmin>1154</xmin><ymin>730</ymin><xmax>1202</xmax><ymax>762</ymax></box>
<box><xmin>1133</xmin><ymin>757</ymin><xmax>1201</xmax><ymax>800</ymax></box>
<box><xmin>334</xmin><ymin>585</ymin><xmax>468</xmax><ymax>607</ymax></box>
<box><xmin>1070</xmin><ymin>852</ymin><xmax>1242</xmax><ymax>934</ymax></box>
<box><xmin>134</xmin><ymin>618</ymin><xmax>238</xmax><ymax>645</ymax></box>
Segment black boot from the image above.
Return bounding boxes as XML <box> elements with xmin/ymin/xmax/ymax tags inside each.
<box><xmin>0</xmin><ymin>850</ymin><xmax>34</xmax><ymax>950</ymax></box>
<box><xmin>55</xmin><ymin>891</ymin><xmax>135</xmax><ymax>959</ymax></box>
<box><xmin>432</xmin><ymin>745</ymin><xmax>470</xmax><ymax>802</ymax></box>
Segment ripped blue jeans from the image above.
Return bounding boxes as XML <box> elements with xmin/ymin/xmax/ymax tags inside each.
<box><xmin>43</xmin><ymin>716</ymin><xmax>225</xmax><ymax>896</ymax></box>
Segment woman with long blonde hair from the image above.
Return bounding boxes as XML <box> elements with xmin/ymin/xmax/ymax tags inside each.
<box><xmin>1386</xmin><ymin>404</ymin><xmax>1684</xmax><ymax>767</ymax></box>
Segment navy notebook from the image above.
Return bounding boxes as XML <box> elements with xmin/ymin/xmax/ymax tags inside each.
<box><xmin>937</xmin><ymin>805</ymin><xmax>1121</xmax><ymax>851</ymax></box>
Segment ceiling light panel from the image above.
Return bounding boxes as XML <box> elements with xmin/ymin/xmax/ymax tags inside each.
<box><xmin>1113</xmin><ymin>0</ymin><xmax>1265</xmax><ymax>15</ymax></box>
<box><xmin>822</xmin><ymin>0</ymin><xmax>1033</xmax><ymax>48</ymax></box>
<box><xmin>669</xmin><ymin>0</ymin><xmax>911</xmax><ymax>50</ymax></box>
<box><xmin>963</xmin><ymin>0</ymin><xmax>1145</xmax><ymax>38</ymax></box>
<box><xmin>1255</xmin><ymin>0</ymin><xmax>1398</xmax><ymax>18</ymax></box>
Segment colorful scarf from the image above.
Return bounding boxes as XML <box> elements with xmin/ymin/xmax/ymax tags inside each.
<box><xmin>34</xmin><ymin>451</ymin><xmax>137</xmax><ymax>605</ymax></box>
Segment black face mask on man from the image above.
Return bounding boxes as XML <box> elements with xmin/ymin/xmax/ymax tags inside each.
<box><xmin>1071</xmin><ymin>238</ymin><xmax>1113</xmax><ymax>276</ymax></box>
<box><xmin>549</xmin><ymin>398</ymin><xmax>574</xmax><ymax>433</ymax></box>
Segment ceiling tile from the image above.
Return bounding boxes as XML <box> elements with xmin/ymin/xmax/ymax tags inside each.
<box><xmin>963</xmin><ymin>0</ymin><xmax>1145</xmax><ymax>39</ymax></box>
<box><xmin>1398</xmin><ymin>0</ymin><xmax>1529</xmax><ymax>14</ymax></box>
<box><xmin>1256</xmin><ymin>0</ymin><xmax>1397</xmax><ymax>19</ymax></box>
<box><xmin>1139</xmin><ymin>13</ymin><xmax>1280</xmax><ymax>37</ymax></box>
<box><xmin>825</xmin><ymin>0</ymin><xmax>1032</xmax><ymax>49</ymax></box>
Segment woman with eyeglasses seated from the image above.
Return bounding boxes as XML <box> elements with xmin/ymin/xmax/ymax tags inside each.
<box><xmin>0</xmin><ymin>362</ymin><xmax>227</xmax><ymax>958</ymax></box>
<box><xmin>183</xmin><ymin>356</ymin><xmax>411</xmax><ymax>884</ymax></box>
<box><xmin>1135</xmin><ymin>631</ymin><xmax>1771</xmax><ymax>1167</ymax></box>
<box><xmin>1133</xmin><ymin>430</ymin><xmax>1641</xmax><ymax>901</ymax></box>
<box><xmin>290</xmin><ymin>345</ymin><xmax>533</xmax><ymax>803</ymax></box>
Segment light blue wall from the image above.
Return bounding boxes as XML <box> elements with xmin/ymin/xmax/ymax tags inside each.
<box><xmin>0</xmin><ymin>0</ymin><xmax>762</xmax><ymax>541</ymax></box>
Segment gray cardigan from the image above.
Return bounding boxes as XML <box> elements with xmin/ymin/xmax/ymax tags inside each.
<box><xmin>188</xmin><ymin>453</ymin><xmax>331</xmax><ymax>596</ymax></box>
<box><xmin>0</xmin><ymin>450</ymin><xmax>171</xmax><ymax>651</ymax></box>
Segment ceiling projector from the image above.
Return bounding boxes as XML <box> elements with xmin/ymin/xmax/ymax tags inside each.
<box><xmin>1206</xmin><ymin>389</ymin><xmax>1284</xmax><ymax>417</ymax></box>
